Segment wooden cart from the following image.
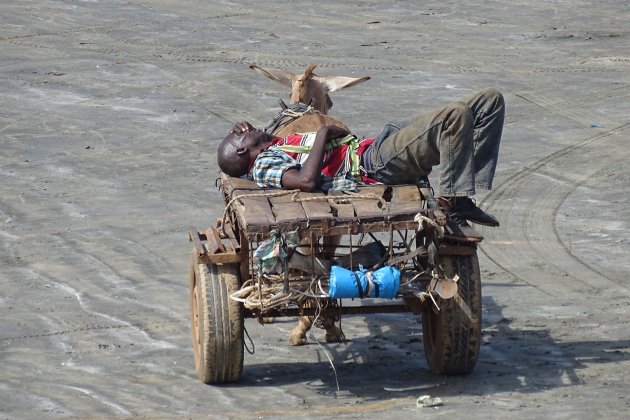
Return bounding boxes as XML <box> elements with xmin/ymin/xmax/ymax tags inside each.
<box><xmin>188</xmin><ymin>173</ymin><xmax>483</xmax><ymax>384</ymax></box>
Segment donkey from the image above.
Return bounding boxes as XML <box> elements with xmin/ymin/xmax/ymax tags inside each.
<box><xmin>250</xmin><ymin>64</ymin><xmax>370</xmax><ymax>345</ymax></box>
<box><xmin>250</xmin><ymin>63</ymin><xmax>370</xmax><ymax>137</ymax></box>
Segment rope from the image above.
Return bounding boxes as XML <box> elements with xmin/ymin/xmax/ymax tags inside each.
<box><xmin>414</xmin><ymin>213</ymin><xmax>444</xmax><ymax>238</ymax></box>
<box><xmin>264</xmin><ymin>103</ymin><xmax>320</xmax><ymax>133</ymax></box>
<box><xmin>229</xmin><ymin>279</ymin><xmax>291</xmax><ymax>311</ymax></box>
<box><xmin>280</xmin><ymin>106</ymin><xmax>319</xmax><ymax>118</ymax></box>
<box><xmin>229</xmin><ymin>276</ymin><xmax>323</xmax><ymax>311</ymax></box>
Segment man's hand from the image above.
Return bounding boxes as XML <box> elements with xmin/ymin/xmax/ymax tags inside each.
<box><xmin>229</xmin><ymin>121</ymin><xmax>255</xmax><ymax>134</ymax></box>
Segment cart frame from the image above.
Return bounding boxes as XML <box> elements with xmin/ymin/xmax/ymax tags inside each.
<box><xmin>188</xmin><ymin>173</ymin><xmax>483</xmax><ymax>384</ymax></box>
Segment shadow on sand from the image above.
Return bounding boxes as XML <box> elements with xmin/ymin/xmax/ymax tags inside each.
<box><xmin>226</xmin><ymin>291</ymin><xmax>629</xmax><ymax>402</ymax></box>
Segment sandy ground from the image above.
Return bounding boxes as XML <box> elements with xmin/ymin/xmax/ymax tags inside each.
<box><xmin>1</xmin><ymin>0</ymin><xmax>630</xmax><ymax>418</ymax></box>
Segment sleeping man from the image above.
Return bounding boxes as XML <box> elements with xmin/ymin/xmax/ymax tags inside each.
<box><xmin>217</xmin><ymin>88</ymin><xmax>505</xmax><ymax>239</ymax></box>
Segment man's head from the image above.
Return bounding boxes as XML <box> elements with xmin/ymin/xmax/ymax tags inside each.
<box><xmin>217</xmin><ymin>128</ymin><xmax>274</xmax><ymax>177</ymax></box>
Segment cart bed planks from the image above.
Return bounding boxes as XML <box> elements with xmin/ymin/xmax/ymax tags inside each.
<box><xmin>220</xmin><ymin>174</ymin><xmax>434</xmax><ymax>239</ymax></box>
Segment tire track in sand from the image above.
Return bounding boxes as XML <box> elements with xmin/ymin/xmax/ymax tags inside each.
<box><xmin>479</xmin><ymin>122</ymin><xmax>630</xmax><ymax>296</ymax></box>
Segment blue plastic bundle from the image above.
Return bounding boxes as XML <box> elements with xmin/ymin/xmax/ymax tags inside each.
<box><xmin>329</xmin><ymin>265</ymin><xmax>400</xmax><ymax>299</ymax></box>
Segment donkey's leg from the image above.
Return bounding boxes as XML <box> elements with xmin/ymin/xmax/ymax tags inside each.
<box><xmin>289</xmin><ymin>299</ymin><xmax>314</xmax><ymax>346</ymax></box>
<box><xmin>289</xmin><ymin>300</ymin><xmax>346</xmax><ymax>345</ymax></box>
<box><xmin>289</xmin><ymin>315</ymin><xmax>312</xmax><ymax>346</ymax></box>
<box><xmin>321</xmin><ymin>235</ymin><xmax>345</xmax><ymax>343</ymax></box>
<box><xmin>320</xmin><ymin>308</ymin><xmax>346</xmax><ymax>343</ymax></box>
<box><xmin>289</xmin><ymin>235</ymin><xmax>344</xmax><ymax>346</ymax></box>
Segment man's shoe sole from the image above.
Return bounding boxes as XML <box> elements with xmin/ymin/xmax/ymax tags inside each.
<box><xmin>468</xmin><ymin>218</ymin><xmax>500</xmax><ymax>227</ymax></box>
<box><xmin>444</xmin><ymin>233</ymin><xmax>484</xmax><ymax>242</ymax></box>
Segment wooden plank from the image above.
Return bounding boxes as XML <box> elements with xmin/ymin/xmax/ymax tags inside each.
<box><xmin>439</xmin><ymin>243</ymin><xmax>478</xmax><ymax>256</ymax></box>
<box><xmin>234</xmin><ymin>197</ymin><xmax>275</xmax><ymax>231</ymax></box>
<box><xmin>298</xmin><ymin>191</ymin><xmax>333</xmax><ymax>222</ymax></box>
<box><xmin>327</xmin><ymin>190</ymin><xmax>355</xmax><ymax>219</ymax></box>
<box><xmin>204</xmin><ymin>227</ymin><xmax>226</xmax><ymax>254</ymax></box>
<box><xmin>269</xmin><ymin>193</ymin><xmax>307</xmax><ymax>224</ymax></box>
<box><xmin>189</xmin><ymin>226</ymin><xmax>205</xmax><ymax>257</ymax></box>
<box><xmin>227</xmin><ymin>235</ymin><xmax>241</xmax><ymax>253</ymax></box>
<box><xmin>220</xmin><ymin>172</ymin><xmax>259</xmax><ymax>194</ymax></box>
<box><xmin>202</xmin><ymin>252</ymin><xmax>242</xmax><ymax>265</ymax></box>
<box><xmin>230</xmin><ymin>190</ymin><xmax>276</xmax><ymax>233</ymax></box>
<box><xmin>220</xmin><ymin>173</ymin><xmax>278</xmax><ymax>233</ymax></box>
<box><xmin>220</xmin><ymin>172</ymin><xmax>439</xmax><ymax>237</ymax></box>
<box><xmin>239</xmin><ymin>229</ymin><xmax>250</xmax><ymax>281</ymax></box>
<box><xmin>389</xmin><ymin>185</ymin><xmax>424</xmax><ymax>213</ymax></box>
<box><xmin>353</xmin><ymin>185</ymin><xmax>388</xmax><ymax>218</ymax></box>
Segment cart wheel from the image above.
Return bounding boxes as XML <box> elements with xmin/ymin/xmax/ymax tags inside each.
<box><xmin>422</xmin><ymin>253</ymin><xmax>482</xmax><ymax>375</ymax></box>
<box><xmin>189</xmin><ymin>251</ymin><xmax>244</xmax><ymax>384</ymax></box>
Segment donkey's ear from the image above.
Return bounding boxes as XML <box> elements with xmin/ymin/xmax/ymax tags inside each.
<box><xmin>315</xmin><ymin>75</ymin><xmax>371</xmax><ymax>92</ymax></box>
<box><xmin>303</xmin><ymin>64</ymin><xmax>318</xmax><ymax>79</ymax></box>
<box><xmin>250</xmin><ymin>64</ymin><xmax>296</xmax><ymax>88</ymax></box>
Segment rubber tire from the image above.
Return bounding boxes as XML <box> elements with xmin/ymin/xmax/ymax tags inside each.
<box><xmin>422</xmin><ymin>253</ymin><xmax>482</xmax><ymax>375</ymax></box>
<box><xmin>189</xmin><ymin>251</ymin><xmax>244</xmax><ymax>384</ymax></box>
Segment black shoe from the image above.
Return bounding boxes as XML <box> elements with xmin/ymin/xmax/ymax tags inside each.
<box><xmin>445</xmin><ymin>211</ymin><xmax>484</xmax><ymax>241</ymax></box>
<box><xmin>453</xmin><ymin>197</ymin><xmax>500</xmax><ymax>227</ymax></box>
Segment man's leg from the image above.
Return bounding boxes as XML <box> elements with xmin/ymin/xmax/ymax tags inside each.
<box><xmin>441</xmin><ymin>88</ymin><xmax>504</xmax><ymax>228</ymax></box>
<box><xmin>464</xmin><ymin>88</ymin><xmax>505</xmax><ymax>191</ymax></box>
<box><xmin>370</xmin><ymin>99</ymin><xmax>476</xmax><ymax>197</ymax></box>
<box><xmin>369</xmin><ymin>90</ymin><xmax>503</xmax><ymax>230</ymax></box>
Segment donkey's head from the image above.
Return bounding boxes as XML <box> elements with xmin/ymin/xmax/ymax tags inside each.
<box><xmin>250</xmin><ymin>64</ymin><xmax>370</xmax><ymax>114</ymax></box>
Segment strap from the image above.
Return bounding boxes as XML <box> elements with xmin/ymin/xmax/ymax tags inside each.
<box><xmin>353</xmin><ymin>271</ymin><xmax>364</xmax><ymax>298</ymax></box>
<box><xmin>275</xmin><ymin>144</ymin><xmax>315</xmax><ymax>154</ymax></box>
<box><xmin>348</xmin><ymin>140</ymin><xmax>362</xmax><ymax>183</ymax></box>
<box><xmin>275</xmin><ymin>134</ymin><xmax>359</xmax><ymax>153</ymax></box>
<box><xmin>264</xmin><ymin>102</ymin><xmax>313</xmax><ymax>134</ymax></box>
<box><xmin>365</xmin><ymin>271</ymin><xmax>378</xmax><ymax>298</ymax></box>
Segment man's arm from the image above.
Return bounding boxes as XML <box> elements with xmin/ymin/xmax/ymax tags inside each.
<box><xmin>280</xmin><ymin>125</ymin><xmax>349</xmax><ymax>192</ymax></box>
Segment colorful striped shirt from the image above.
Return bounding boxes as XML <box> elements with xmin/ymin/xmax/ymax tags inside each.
<box><xmin>250</xmin><ymin>132</ymin><xmax>378</xmax><ymax>191</ymax></box>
